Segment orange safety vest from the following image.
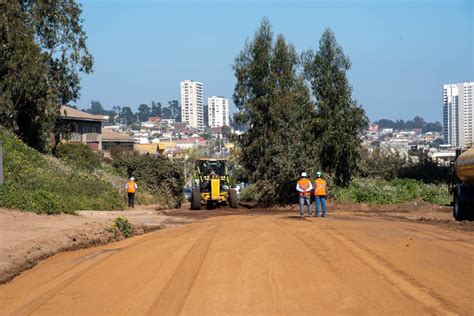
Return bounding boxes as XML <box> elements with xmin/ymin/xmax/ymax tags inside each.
<box><xmin>314</xmin><ymin>178</ymin><xmax>327</xmax><ymax>196</ymax></box>
<box><xmin>127</xmin><ymin>181</ymin><xmax>136</xmax><ymax>193</ymax></box>
<box><xmin>297</xmin><ymin>178</ymin><xmax>311</xmax><ymax>197</ymax></box>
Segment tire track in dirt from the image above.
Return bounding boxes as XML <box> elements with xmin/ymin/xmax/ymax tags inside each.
<box><xmin>319</xmin><ymin>223</ymin><xmax>462</xmax><ymax>315</ymax></box>
<box><xmin>271</xmin><ymin>218</ymin><xmax>345</xmax><ymax>308</ymax></box>
<box><xmin>147</xmin><ymin>221</ymin><xmax>221</xmax><ymax>315</ymax></box>
<box><xmin>3</xmin><ymin>223</ymin><xmax>206</xmax><ymax>316</ymax></box>
<box><xmin>271</xmin><ymin>218</ymin><xmax>339</xmax><ymax>274</ymax></box>
<box><xmin>5</xmin><ymin>249</ymin><xmax>119</xmax><ymax>316</ymax></box>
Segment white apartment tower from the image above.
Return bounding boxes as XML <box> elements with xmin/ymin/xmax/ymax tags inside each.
<box><xmin>443</xmin><ymin>82</ymin><xmax>473</xmax><ymax>147</ymax></box>
<box><xmin>208</xmin><ymin>96</ymin><xmax>230</xmax><ymax>128</ymax></box>
<box><xmin>180</xmin><ymin>80</ymin><xmax>204</xmax><ymax>128</ymax></box>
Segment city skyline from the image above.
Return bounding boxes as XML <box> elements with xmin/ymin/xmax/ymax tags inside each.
<box><xmin>73</xmin><ymin>0</ymin><xmax>473</xmax><ymax>122</ymax></box>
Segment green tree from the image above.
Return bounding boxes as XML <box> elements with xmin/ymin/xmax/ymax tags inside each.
<box><xmin>0</xmin><ymin>0</ymin><xmax>93</xmax><ymax>152</ymax></box>
<box><xmin>168</xmin><ymin>100</ymin><xmax>181</xmax><ymax>121</ymax></box>
<box><xmin>121</xmin><ymin>107</ymin><xmax>136</xmax><ymax>125</ymax></box>
<box><xmin>23</xmin><ymin>0</ymin><xmax>93</xmax><ymax>104</ymax></box>
<box><xmin>161</xmin><ymin>107</ymin><xmax>172</xmax><ymax>119</ymax></box>
<box><xmin>233</xmin><ymin>18</ymin><xmax>316</xmax><ymax>204</ymax></box>
<box><xmin>304</xmin><ymin>29</ymin><xmax>368</xmax><ymax>186</ymax></box>
<box><xmin>150</xmin><ymin>101</ymin><xmax>162</xmax><ymax>117</ymax></box>
<box><xmin>0</xmin><ymin>1</ymin><xmax>56</xmax><ymax>152</ymax></box>
<box><xmin>87</xmin><ymin>100</ymin><xmax>104</xmax><ymax>115</ymax></box>
<box><xmin>137</xmin><ymin>103</ymin><xmax>150</xmax><ymax>122</ymax></box>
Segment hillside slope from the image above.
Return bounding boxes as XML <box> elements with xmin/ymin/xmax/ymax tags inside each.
<box><xmin>0</xmin><ymin>132</ymin><xmax>125</xmax><ymax>214</ymax></box>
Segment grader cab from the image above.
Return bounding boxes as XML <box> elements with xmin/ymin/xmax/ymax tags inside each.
<box><xmin>190</xmin><ymin>158</ymin><xmax>238</xmax><ymax>210</ymax></box>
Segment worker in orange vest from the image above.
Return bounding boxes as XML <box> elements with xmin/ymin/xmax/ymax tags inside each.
<box><xmin>314</xmin><ymin>171</ymin><xmax>328</xmax><ymax>217</ymax></box>
<box><xmin>126</xmin><ymin>177</ymin><xmax>138</xmax><ymax>208</ymax></box>
<box><xmin>296</xmin><ymin>172</ymin><xmax>313</xmax><ymax>218</ymax></box>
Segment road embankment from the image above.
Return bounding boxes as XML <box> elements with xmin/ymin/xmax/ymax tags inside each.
<box><xmin>0</xmin><ymin>207</ymin><xmax>190</xmax><ymax>284</ymax></box>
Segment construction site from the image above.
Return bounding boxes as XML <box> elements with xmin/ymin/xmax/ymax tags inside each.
<box><xmin>0</xmin><ymin>198</ymin><xmax>472</xmax><ymax>315</ymax></box>
<box><xmin>1</xmin><ymin>1</ymin><xmax>473</xmax><ymax>315</ymax></box>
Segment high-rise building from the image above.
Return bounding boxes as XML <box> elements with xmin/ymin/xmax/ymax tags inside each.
<box><xmin>208</xmin><ymin>96</ymin><xmax>230</xmax><ymax>128</ymax></box>
<box><xmin>180</xmin><ymin>80</ymin><xmax>203</xmax><ymax>128</ymax></box>
<box><xmin>443</xmin><ymin>82</ymin><xmax>473</xmax><ymax>147</ymax></box>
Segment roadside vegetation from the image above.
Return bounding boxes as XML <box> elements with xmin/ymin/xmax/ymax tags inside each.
<box><xmin>0</xmin><ymin>132</ymin><xmax>184</xmax><ymax>214</ymax></box>
<box><xmin>0</xmin><ymin>132</ymin><xmax>124</xmax><ymax>214</ymax></box>
<box><xmin>239</xmin><ymin>184</ymin><xmax>258</xmax><ymax>202</ymax></box>
<box><xmin>112</xmin><ymin>150</ymin><xmax>184</xmax><ymax>208</ymax></box>
<box><xmin>111</xmin><ymin>216</ymin><xmax>133</xmax><ymax>238</ymax></box>
<box><xmin>239</xmin><ymin>147</ymin><xmax>452</xmax><ymax>206</ymax></box>
<box><xmin>332</xmin><ymin>178</ymin><xmax>450</xmax><ymax>205</ymax></box>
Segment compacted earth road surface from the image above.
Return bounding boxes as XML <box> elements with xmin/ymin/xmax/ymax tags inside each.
<box><xmin>0</xmin><ymin>208</ymin><xmax>472</xmax><ymax>315</ymax></box>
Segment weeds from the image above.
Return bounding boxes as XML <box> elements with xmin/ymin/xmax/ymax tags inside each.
<box><xmin>113</xmin><ymin>216</ymin><xmax>132</xmax><ymax>238</ymax></box>
<box><xmin>333</xmin><ymin>178</ymin><xmax>451</xmax><ymax>205</ymax></box>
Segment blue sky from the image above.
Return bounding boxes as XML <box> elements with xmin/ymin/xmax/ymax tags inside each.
<box><xmin>75</xmin><ymin>0</ymin><xmax>473</xmax><ymax>122</ymax></box>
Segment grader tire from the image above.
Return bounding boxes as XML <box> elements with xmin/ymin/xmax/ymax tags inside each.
<box><xmin>191</xmin><ymin>188</ymin><xmax>201</xmax><ymax>210</ymax></box>
<box><xmin>229</xmin><ymin>189</ymin><xmax>238</xmax><ymax>208</ymax></box>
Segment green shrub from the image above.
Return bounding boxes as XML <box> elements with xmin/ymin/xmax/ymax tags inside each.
<box><xmin>0</xmin><ymin>132</ymin><xmax>126</xmax><ymax>214</ymax></box>
<box><xmin>358</xmin><ymin>147</ymin><xmax>451</xmax><ymax>184</ymax></box>
<box><xmin>333</xmin><ymin>178</ymin><xmax>450</xmax><ymax>205</ymax></box>
<box><xmin>113</xmin><ymin>216</ymin><xmax>132</xmax><ymax>238</ymax></box>
<box><xmin>239</xmin><ymin>184</ymin><xmax>258</xmax><ymax>202</ymax></box>
<box><xmin>113</xmin><ymin>154</ymin><xmax>184</xmax><ymax>208</ymax></box>
<box><xmin>54</xmin><ymin>143</ymin><xmax>101</xmax><ymax>170</ymax></box>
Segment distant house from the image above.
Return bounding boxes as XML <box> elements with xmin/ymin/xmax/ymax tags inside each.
<box><xmin>148</xmin><ymin>117</ymin><xmax>161</xmax><ymax>123</ymax></box>
<box><xmin>58</xmin><ymin>106</ymin><xmax>106</xmax><ymax>151</ymax></box>
<box><xmin>101</xmin><ymin>128</ymin><xmax>136</xmax><ymax>151</ymax></box>
<box><xmin>171</xmin><ymin>122</ymin><xmax>188</xmax><ymax>133</ymax></box>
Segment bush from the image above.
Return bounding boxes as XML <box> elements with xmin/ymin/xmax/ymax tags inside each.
<box><xmin>113</xmin><ymin>154</ymin><xmax>184</xmax><ymax>208</ymax></box>
<box><xmin>333</xmin><ymin>178</ymin><xmax>450</xmax><ymax>205</ymax></box>
<box><xmin>113</xmin><ymin>216</ymin><xmax>132</xmax><ymax>238</ymax></box>
<box><xmin>359</xmin><ymin>147</ymin><xmax>451</xmax><ymax>184</ymax></box>
<box><xmin>239</xmin><ymin>184</ymin><xmax>258</xmax><ymax>202</ymax></box>
<box><xmin>54</xmin><ymin>143</ymin><xmax>101</xmax><ymax>170</ymax></box>
<box><xmin>0</xmin><ymin>132</ymin><xmax>126</xmax><ymax>214</ymax></box>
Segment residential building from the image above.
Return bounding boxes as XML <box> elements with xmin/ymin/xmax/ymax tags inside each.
<box><xmin>148</xmin><ymin>117</ymin><xmax>161</xmax><ymax>123</ymax></box>
<box><xmin>101</xmin><ymin>128</ymin><xmax>135</xmax><ymax>151</ymax></box>
<box><xmin>180</xmin><ymin>80</ymin><xmax>204</xmax><ymax>128</ymax></box>
<box><xmin>208</xmin><ymin>96</ymin><xmax>230</xmax><ymax>127</ymax></box>
<box><xmin>58</xmin><ymin>105</ymin><xmax>106</xmax><ymax>151</ymax></box>
<box><xmin>443</xmin><ymin>82</ymin><xmax>473</xmax><ymax>147</ymax></box>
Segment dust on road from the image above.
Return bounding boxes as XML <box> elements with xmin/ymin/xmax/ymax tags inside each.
<box><xmin>1</xmin><ymin>211</ymin><xmax>472</xmax><ymax>315</ymax></box>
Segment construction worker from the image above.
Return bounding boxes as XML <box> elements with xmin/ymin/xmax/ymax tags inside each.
<box><xmin>296</xmin><ymin>172</ymin><xmax>313</xmax><ymax>218</ymax></box>
<box><xmin>126</xmin><ymin>177</ymin><xmax>138</xmax><ymax>208</ymax></box>
<box><xmin>314</xmin><ymin>171</ymin><xmax>328</xmax><ymax>217</ymax></box>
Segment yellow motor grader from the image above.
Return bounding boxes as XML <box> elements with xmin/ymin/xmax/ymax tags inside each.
<box><xmin>190</xmin><ymin>158</ymin><xmax>238</xmax><ymax>210</ymax></box>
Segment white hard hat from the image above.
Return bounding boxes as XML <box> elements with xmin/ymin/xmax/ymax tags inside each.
<box><xmin>130</xmin><ymin>177</ymin><xmax>135</xmax><ymax>181</ymax></box>
<box><xmin>316</xmin><ymin>171</ymin><xmax>322</xmax><ymax>177</ymax></box>
<box><xmin>301</xmin><ymin>172</ymin><xmax>307</xmax><ymax>177</ymax></box>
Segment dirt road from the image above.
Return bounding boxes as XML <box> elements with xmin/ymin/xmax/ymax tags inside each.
<box><xmin>1</xmin><ymin>211</ymin><xmax>472</xmax><ymax>315</ymax></box>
